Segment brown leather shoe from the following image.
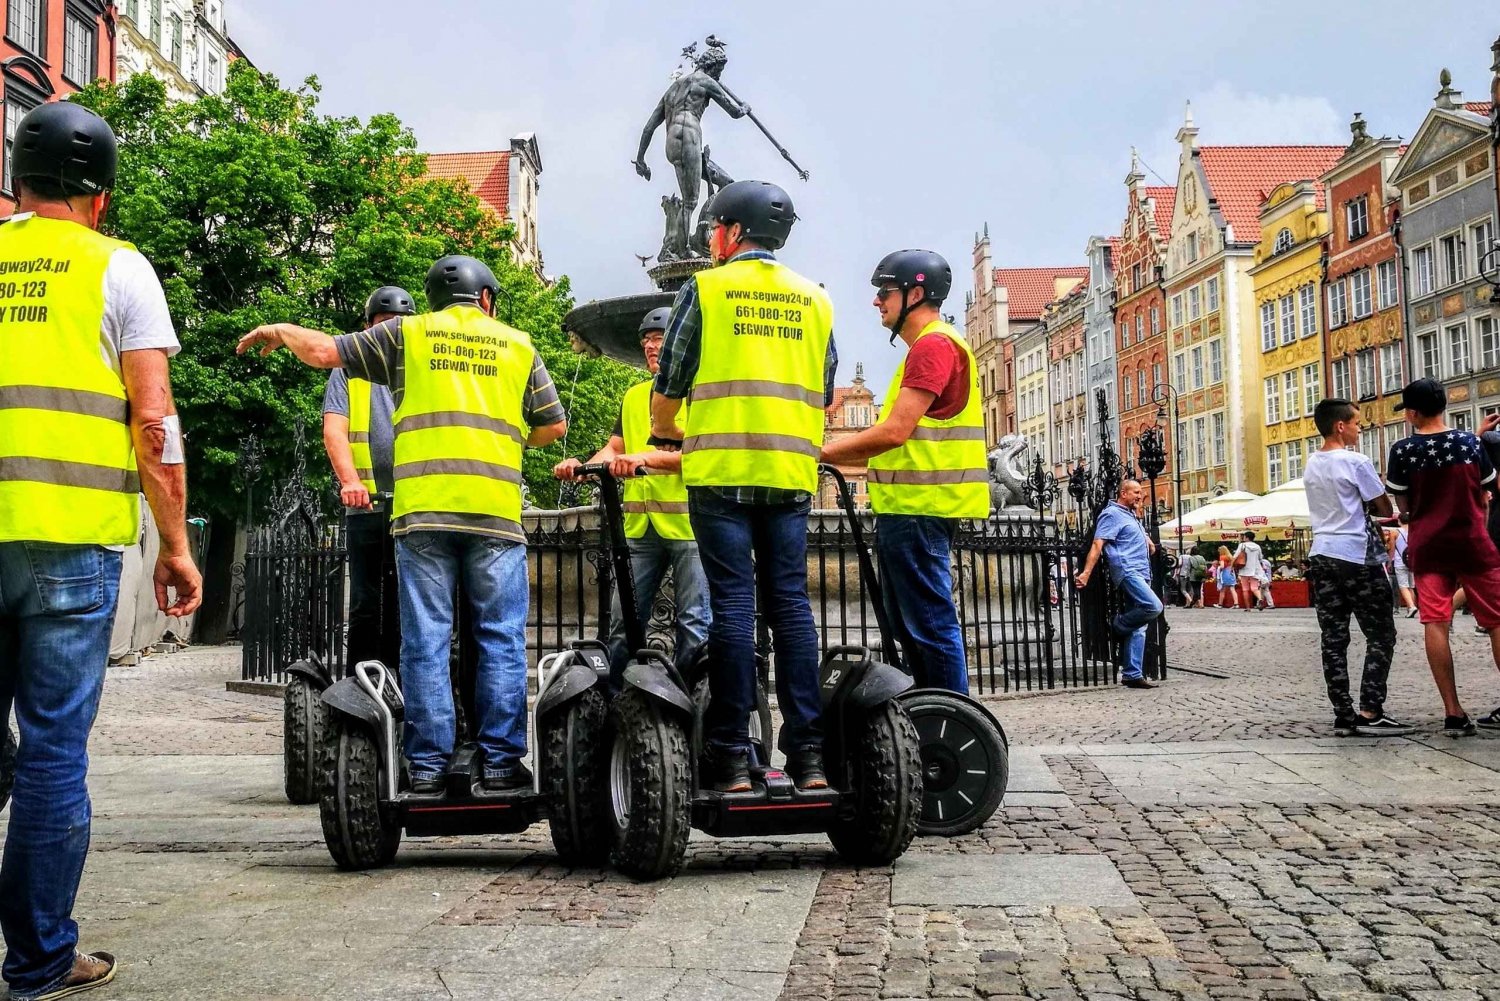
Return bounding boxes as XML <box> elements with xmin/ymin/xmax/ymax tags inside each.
<box><xmin>1121</xmin><ymin>677</ymin><xmax>1157</xmax><ymax>690</ymax></box>
<box><xmin>27</xmin><ymin>951</ymin><xmax>117</xmax><ymax>1000</ymax></box>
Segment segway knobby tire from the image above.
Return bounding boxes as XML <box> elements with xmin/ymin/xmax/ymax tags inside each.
<box><xmin>543</xmin><ymin>686</ymin><xmax>611</xmax><ymax>866</ymax></box>
<box><xmin>903</xmin><ymin>693</ymin><xmax>1008</xmax><ymax>837</ymax></box>
<box><xmin>319</xmin><ymin>718</ymin><xmax>400</xmax><ymax>870</ymax></box>
<box><xmin>827</xmin><ymin>701</ymin><xmax>923</xmax><ymax>866</ymax></box>
<box><xmin>283</xmin><ymin>674</ymin><xmax>328</xmax><ymax>805</ymax></box>
<box><xmin>608</xmin><ymin>690</ymin><xmax>690</xmax><ymax>880</ymax></box>
<box><xmin>0</xmin><ymin>721</ymin><xmax>15</xmax><ymax>814</ymax></box>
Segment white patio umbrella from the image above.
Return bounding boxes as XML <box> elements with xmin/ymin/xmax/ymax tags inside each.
<box><xmin>1217</xmin><ymin>479</ymin><xmax>1309</xmax><ymax>534</ymax></box>
<box><xmin>1159</xmin><ymin>490</ymin><xmax>1259</xmax><ymax>543</ymax></box>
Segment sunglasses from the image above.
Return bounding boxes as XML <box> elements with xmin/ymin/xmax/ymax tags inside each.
<box><xmin>875</xmin><ymin>287</ymin><xmax>902</xmax><ymax>301</ymax></box>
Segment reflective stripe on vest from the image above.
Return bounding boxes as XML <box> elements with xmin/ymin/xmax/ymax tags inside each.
<box><xmin>867</xmin><ymin>322</ymin><xmax>990</xmax><ymax>519</ymax></box>
<box><xmin>347</xmin><ymin>377</ymin><xmax>378</xmax><ymax>495</ymax></box>
<box><xmin>619</xmin><ymin>379</ymin><xmax>692</xmax><ymax>540</ymax></box>
<box><xmin>0</xmin><ymin>216</ymin><xmax>140</xmax><ymax>545</ymax></box>
<box><xmin>391</xmin><ymin>305</ymin><xmax>535</xmax><ymax>542</ymax></box>
<box><xmin>683</xmin><ymin>259</ymin><xmax>833</xmax><ymax>493</ymax></box>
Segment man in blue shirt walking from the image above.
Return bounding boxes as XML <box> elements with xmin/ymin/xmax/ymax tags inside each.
<box><xmin>1074</xmin><ymin>479</ymin><xmax>1161</xmax><ymax>689</ymax></box>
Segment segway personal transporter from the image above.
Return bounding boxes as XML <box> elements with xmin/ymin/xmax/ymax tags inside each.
<box><xmin>315</xmin><ymin>537</ymin><xmax>615</xmax><ymax>870</ymax></box>
<box><xmin>823</xmin><ymin>465</ymin><xmax>1009</xmax><ymax>836</ymax></box>
<box><xmin>282</xmin><ymin>492</ymin><xmax>397</xmax><ymax>805</ymax></box>
<box><xmin>598</xmin><ymin>466</ymin><xmax>925</xmax><ymax>880</ymax></box>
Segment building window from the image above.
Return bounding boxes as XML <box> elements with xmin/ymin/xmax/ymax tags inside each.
<box><xmin>1279</xmin><ymin>293</ymin><xmax>1296</xmax><ymax>346</ymax></box>
<box><xmin>1447</xmin><ymin>322</ymin><xmax>1470</xmax><ymax>377</ymax></box>
<box><xmin>1299</xmin><ymin>285</ymin><xmax>1317</xmax><ymax>338</ymax></box>
<box><xmin>1355</xmin><ymin>349</ymin><xmax>1375</xmax><ymax>400</ymax></box>
<box><xmin>207</xmin><ymin>52</ymin><xmax>222</xmax><ymax>92</ymax></box>
<box><xmin>1212</xmin><ymin>412</ymin><xmax>1226</xmax><ymax>466</ymax></box>
<box><xmin>1137</xmin><ymin>368</ymin><xmax>1147</xmax><ymax>406</ymax></box>
<box><xmin>1209</xmin><ymin>340</ymin><xmax>1223</xmax><ymax>384</ymax></box>
<box><xmin>1152</xmin><ymin>361</ymin><xmax>1163</xmax><ymax>389</ymax></box>
<box><xmin>1327</xmin><ymin>281</ymin><xmax>1348</xmax><ymax>328</ymax></box>
<box><xmin>1186</xmin><ymin>232</ymin><xmax>1199</xmax><ymax>264</ymax></box>
<box><xmin>1376</xmin><ymin>260</ymin><xmax>1399</xmax><ymax>310</ymax></box>
<box><xmin>1171</xmin><ymin>295</ymin><xmax>1183</xmax><ymax>327</ymax></box>
<box><xmin>1473</xmin><ymin>219</ymin><xmax>1495</xmax><ymax>277</ymax></box>
<box><xmin>1190</xmin><ymin>346</ymin><xmax>1204</xmax><ymax>390</ymax></box>
<box><xmin>1480</xmin><ymin>316</ymin><xmax>1499</xmax><ymax>370</ymax></box>
<box><xmin>1260</xmin><ymin>302</ymin><xmax>1276</xmax><ymax>352</ymax></box>
<box><xmin>1283</xmin><ymin>370</ymin><xmax>1300</xmax><ymax>420</ymax></box>
<box><xmin>1303</xmin><ymin>363</ymin><xmax>1321</xmax><ymax>414</ymax></box>
<box><xmin>1207</xmin><ymin>276</ymin><xmax>1220</xmax><ymax>313</ymax></box>
<box><xmin>1380</xmin><ymin>342</ymin><xmax>1403</xmax><ymax>394</ymax></box>
<box><xmin>1118</xmin><ymin>322</ymin><xmax>1128</xmax><ymax>351</ymax></box>
<box><xmin>1188</xmin><ymin>286</ymin><xmax>1201</xmax><ymax>320</ymax></box>
<box><xmin>149</xmin><ymin>0</ymin><xmax>161</xmax><ymax>42</ymax></box>
<box><xmin>1150</xmin><ymin>305</ymin><xmax>1160</xmax><ymax>334</ymax></box>
<box><xmin>1288</xmin><ymin>439</ymin><xmax>1304</xmax><ymax>479</ymax></box>
<box><xmin>6</xmin><ymin>0</ymin><xmax>43</xmax><ymax>54</ymax></box>
<box><xmin>1135</xmin><ymin>314</ymin><xmax>1143</xmax><ymax>344</ymax></box>
<box><xmin>1264</xmin><ymin>377</ymin><xmax>1281</xmax><ymax>424</ymax></box>
<box><xmin>3</xmin><ymin>93</ymin><xmax>39</xmax><ymax>194</ymax></box>
<box><xmin>1268</xmin><ymin>444</ymin><xmax>1284</xmax><ymax>488</ymax></box>
<box><xmin>63</xmin><ymin>12</ymin><xmax>96</xmax><ymax>87</ymax></box>
<box><xmin>1451</xmin><ymin>410</ymin><xmax>1473</xmax><ymax>432</ymax></box>
<box><xmin>1121</xmin><ymin>374</ymin><xmax>1133</xmax><ymax>410</ymax></box>
<box><xmin>1346</xmin><ymin>196</ymin><xmax>1369</xmax><ymax>240</ymax></box>
<box><xmin>1273</xmin><ymin>228</ymin><xmax>1294</xmax><ymax>255</ymax></box>
<box><xmin>123</xmin><ymin>0</ymin><xmax>137</xmax><ymax>20</ymax></box>
<box><xmin>1332</xmin><ymin>357</ymin><xmax>1352</xmax><ymax>400</ymax></box>
<box><xmin>1360</xmin><ymin>425</ymin><xmax>1380</xmax><ymax>463</ymax></box>
<box><xmin>1193</xmin><ymin>417</ymin><xmax>1207</xmax><ymax>468</ymax></box>
<box><xmin>1412</xmin><ymin>245</ymin><xmax>1434</xmax><ymax>296</ymax></box>
<box><xmin>1440</xmin><ymin>233</ymin><xmax>1466</xmax><ymax>287</ymax></box>
<box><xmin>169</xmin><ymin>13</ymin><xmax>183</xmax><ymax>65</ymax></box>
<box><xmin>1418</xmin><ymin>332</ymin><xmax>1440</xmax><ymax>379</ymax></box>
<box><xmin>1173</xmin><ymin>354</ymin><xmax>1185</xmax><ymax>392</ymax></box>
<box><xmin>1350</xmin><ymin>269</ymin><xmax>1372</xmax><ymax>319</ymax></box>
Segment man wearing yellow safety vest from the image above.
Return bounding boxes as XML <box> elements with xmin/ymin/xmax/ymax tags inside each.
<box><xmin>238</xmin><ymin>256</ymin><xmax>567</xmax><ymax>793</ymax></box>
<box><xmin>821</xmin><ymin>251</ymin><xmax>988</xmax><ymax>694</ymax></box>
<box><xmin>554</xmin><ymin>306</ymin><xmax>708</xmax><ymax>680</ymax></box>
<box><xmin>651</xmin><ymin>180</ymin><xmax>837</xmax><ymax>793</ymax></box>
<box><xmin>322</xmin><ymin>286</ymin><xmax>417</xmax><ymax>673</ymax></box>
<box><xmin>1</xmin><ymin>102</ymin><xmax>201</xmax><ymax>1001</ymax></box>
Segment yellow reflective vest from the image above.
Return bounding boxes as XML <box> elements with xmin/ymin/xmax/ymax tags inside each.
<box><xmin>682</xmin><ymin>258</ymin><xmax>834</xmax><ymax>493</ymax></box>
<box><xmin>619</xmin><ymin>379</ymin><xmax>692</xmax><ymax>540</ymax></box>
<box><xmin>867</xmin><ymin>322</ymin><xmax>990</xmax><ymax>519</ymax></box>
<box><xmin>0</xmin><ymin>216</ymin><xmax>140</xmax><ymax>545</ymax></box>
<box><xmin>391</xmin><ymin>304</ymin><xmax>536</xmax><ymax>542</ymax></box>
<box><xmin>347</xmin><ymin>376</ymin><xmax>378</xmax><ymax>496</ymax></box>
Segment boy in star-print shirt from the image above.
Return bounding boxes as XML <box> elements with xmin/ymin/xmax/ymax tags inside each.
<box><xmin>1385</xmin><ymin>378</ymin><xmax>1500</xmax><ymax>735</ymax></box>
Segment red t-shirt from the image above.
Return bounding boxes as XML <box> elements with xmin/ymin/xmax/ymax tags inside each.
<box><xmin>900</xmin><ymin>333</ymin><xmax>970</xmax><ymax>420</ymax></box>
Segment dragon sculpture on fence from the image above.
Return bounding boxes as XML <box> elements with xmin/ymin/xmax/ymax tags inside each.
<box><xmin>987</xmin><ymin>434</ymin><xmax>1033</xmax><ymax>513</ymax></box>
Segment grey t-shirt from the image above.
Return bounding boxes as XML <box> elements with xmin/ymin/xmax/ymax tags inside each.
<box><xmin>322</xmin><ymin>369</ymin><xmax>396</xmax><ymax>513</ymax></box>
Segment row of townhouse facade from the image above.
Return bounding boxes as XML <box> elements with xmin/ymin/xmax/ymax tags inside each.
<box><xmin>965</xmin><ymin>44</ymin><xmax>1500</xmax><ymax>521</ymax></box>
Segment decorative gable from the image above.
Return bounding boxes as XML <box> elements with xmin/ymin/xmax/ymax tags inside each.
<box><xmin>1391</xmin><ymin>112</ymin><xmax>1489</xmax><ymax>185</ymax></box>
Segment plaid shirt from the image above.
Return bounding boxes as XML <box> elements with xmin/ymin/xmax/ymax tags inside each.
<box><xmin>654</xmin><ymin>249</ymin><xmax>838</xmax><ymax>505</ymax></box>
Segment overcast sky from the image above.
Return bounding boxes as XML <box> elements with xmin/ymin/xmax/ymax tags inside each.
<box><xmin>233</xmin><ymin>0</ymin><xmax>1496</xmax><ymax>394</ymax></box>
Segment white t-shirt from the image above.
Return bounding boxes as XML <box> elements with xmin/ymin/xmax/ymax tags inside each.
<box><xmin>1305</xmin><ymin>447</ymin><xmax>1387</xmax><ymax>565</ymax></box>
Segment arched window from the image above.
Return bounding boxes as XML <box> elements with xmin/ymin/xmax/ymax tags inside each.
<box><xmin>1273</xmin><ymin>228</ymin><xmax>1294</xmax><ymax>255</ymax></box>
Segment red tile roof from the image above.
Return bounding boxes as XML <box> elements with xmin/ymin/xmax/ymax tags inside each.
<box><xmin>424</xmin><ymin>151</ymin><xmax>512</xmax><ymax>220</ymax></box>
<box><xmin>1463</xmin><ymin>101</ymin><xmax>1493</xmax><ymax>117</ymax></box>
<box><xmin>1197</xmin><ymin>146</ymin><xmax>1345</xmax><ymax>244</ymax></box>
<box><xmin>993</xmin><ymin>267</ymin><xmax>1088</xmax><ymax>322</ymax></box>
<box><xmin>1145</xmin><ymin>186</ymin><xmax>1176</xmax><ymax>237</ymax></box>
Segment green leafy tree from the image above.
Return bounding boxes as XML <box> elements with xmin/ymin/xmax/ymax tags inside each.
<box><xmin>72</xmin><ymin>64</ymin><xmax>635</xmax><ymax>640</ymax></box>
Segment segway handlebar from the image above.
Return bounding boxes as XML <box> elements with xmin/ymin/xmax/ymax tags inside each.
<box><xmin>819</xmin><ymin>463</ymin><xmax>903</xmax><ymax>670</ymax></box>
<box><xmin>574</xmin><ymin>463</ymin><xmax>651</xmax><ymax>480</ymax></box>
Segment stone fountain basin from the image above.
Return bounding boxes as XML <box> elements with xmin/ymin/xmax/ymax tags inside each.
<box><xmin>562</xmin><ymin>292</ymin><xmax>675</xmax><ymax>369</ymax></box>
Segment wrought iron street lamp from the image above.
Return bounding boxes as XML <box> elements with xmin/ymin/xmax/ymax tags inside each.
<box><xmin>1149</xmin><ymin>382</ymin><xmax>1186</xmax><ymax>559</ymax></box>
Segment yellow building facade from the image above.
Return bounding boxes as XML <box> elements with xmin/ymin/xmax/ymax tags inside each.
<box><xmin>1247</xmin><ymin>182</ymin><xmax>1327</xmax><ymax>490</ymax></box>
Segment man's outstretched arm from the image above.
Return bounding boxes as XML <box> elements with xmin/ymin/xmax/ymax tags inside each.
<box><xmin>634</xmin><ymin>102</ymin><xmax>666</xmax><ymax>177</ymax></box>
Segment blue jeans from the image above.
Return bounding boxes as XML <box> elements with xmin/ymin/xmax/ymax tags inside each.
<box><xmin>0</xmin><ymin>542</ymin><xmax>122</xmax><ymax>997</ymax></box>
<box><xmin>874</xmin><ymin>515</ymin><xmax>969</xmax><ymax>694</ymax></box>
<box><xmin>688</xmin><ymin>489</ymin><xmax>822</xmax><ymax>755</ymax></box>
<box><xmin>1112</xmin><ymin>569</ymin><xmax>1163</xmax><ymax>680</ymax></box>
<box><xmin>606</xmin><ymin>528</ymin><xmax>710</xmax><ymax>681</ymax></box>
<box><xmin>394</xmin><ymin>531</ymin><xmax>528</xmax><ymax>781</ymax></box>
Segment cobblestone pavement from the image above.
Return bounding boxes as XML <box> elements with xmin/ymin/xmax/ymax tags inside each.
<box><xmin>7</xmin><ymin>607</ymin><xmax>1500</xmax><ymax>999</ymax></box>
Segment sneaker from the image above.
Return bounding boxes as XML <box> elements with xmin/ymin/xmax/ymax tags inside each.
<box><xmin>1475</xmin><ymin>708</ymin><xmax>1500</xmax><ymax>730</ymax></box>
<box><xmin>24</xmin><ymin>950</ymin><xmax>117</xmax><ymax>1000</ymax></box>
<box><xmin>1333</xmin><ymin>715</ymin><xmax>1361</xmax><ymax>737</ymax></box>
<box><xmin>1445</xmin><ymin>715</ymin><xmax>1478</xmax><ymax>738</ymax></box>
<box><xmin>1407</xmin><ymin>608</ymin><xmax>1420</xmax><ymax>619</ymax></box>
<box><xmin>706</xmin><ymin>749</ymin><xmax>751</xmax><ymax>793</ymax></box>
<box><xmin>410</xmin><ymin>774</ymin><xmax>444</xmax><ymax>794</ymax></box>
<box><xmin>1476</xmin><ymin>626</ymin><xmax>1490</xmax><ymax>636</ymax></box>
<box><xmin>1353</xmin><ymin>714</ymin><xmax>1415</xmax><ymax>736</ymax></box>
<box><xmin>481</xmin><ymin>762</ymin><xmax>533</xmax><ymax>791</ymax></box>
<box><xmin>788</xmin><ymin>748</ymin><xmax>828</xmax><ymax>791</ymax></box>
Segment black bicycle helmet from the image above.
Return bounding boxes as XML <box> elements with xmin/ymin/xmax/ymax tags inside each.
<box><xmin>638</xmin><ymin>306</ymin><xmax>672</xmax><ymax>335</ymax></box>
<box><xmin>707</xmin><ymin>179</ymin><xmax>796</xmax><ymax>250</ymax></box>
<box><xmin>11</xmin><ymin>101</ymin><xmax>117</xmax><ymax>197</ymax></box>
<box><xmin>425</xmin><ymin>255</ymin><xmax>500</xmax><ymax>312</ymax></box>
<box><xmin>363</xmin><ymin>285</ymin><xmax>416</xmax><ymax>325</ymax></box>
<box><xmin>871</xmin><ymin>249</ymin><xmax>952</xmax><ymax>342</ymax></box>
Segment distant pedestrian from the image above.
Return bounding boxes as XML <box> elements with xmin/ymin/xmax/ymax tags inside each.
<box><xmin>1384</xmin><ymin>379</ymin><xmax>1500</xmax><ymax>736</ymax></box>
<box><xmin>1186</xmin><ymin>551</ymin><xmax>1207</xmax><ymax>607</ymax></box>
<box><xmin>1213</xmin><ymin>546</ymin><xmax>1239</xmax><ymax>608</ymax></box>
<box><xmin>1391</xmin><ymin>525</ymin><xmax>1418</xmax><ymax>618</ymax></box>
<box><xmin>1074</xmin><ymin>479</ymin><xmax>1161</xmax><ymax>689</ymax></box>
<box><xmin>1232</xmin><ymin>532</ymin><xmax>1267</xmax><ymax>611</ymax></box>
<box><xmin>1303</xmin><ymin>398</ymin><xmax>1410</xmax><ymax>737</ymax></box>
